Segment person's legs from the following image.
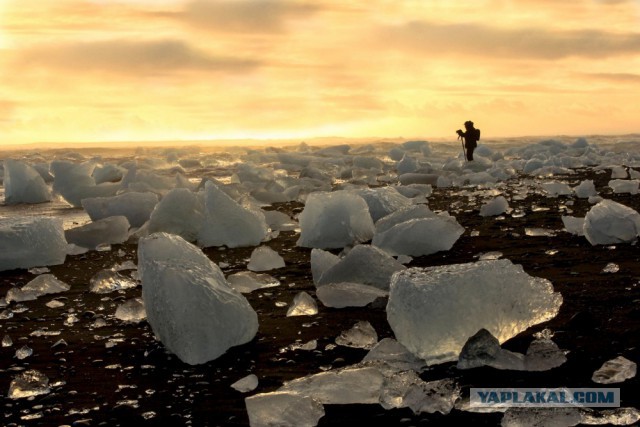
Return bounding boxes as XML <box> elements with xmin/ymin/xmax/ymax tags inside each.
<box><xmin>466</xmin><ymin>145</ymin><xmax>474</xmax><ymax>161</ymax></box>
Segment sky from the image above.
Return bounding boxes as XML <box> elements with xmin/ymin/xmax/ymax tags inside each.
<box><xmin>1</xmin><ymin>0</ymin><xmax>639</xmax><ymax>145</ymax></box>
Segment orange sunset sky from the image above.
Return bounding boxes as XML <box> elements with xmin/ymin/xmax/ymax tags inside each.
<box><xmin>1</xmin><ymin>0</ymin><xmax>639</xmax><ymax>145</ymax></box>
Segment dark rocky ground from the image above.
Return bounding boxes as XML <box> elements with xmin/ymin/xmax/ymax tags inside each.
<box><xmin>1</xmin><ymin>167</ymin><xmax>639</xmax><ymax>426</ymax></box>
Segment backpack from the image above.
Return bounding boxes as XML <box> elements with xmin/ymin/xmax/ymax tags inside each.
<box><xmin>475</xmin><ymin>128</ymin><xmax>481</xmax><ymax>141</ymax></box>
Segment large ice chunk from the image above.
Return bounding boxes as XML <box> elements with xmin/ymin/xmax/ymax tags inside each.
<box><xmin>296</xmin><ymin>191</ymin><xmax>375</xmax><ymax>249</ymax></box>
<box><xmin>354</xmin><ymin>187</ymin><xmax>413</xmax><ymax>222</ymax></box>
<box><xmin>51</xmin><ymin>160</ymin><xmax>120</xmax><ymax>207</ymax></box>
<box><xmin>138</xmin><ymin>233</ymin><xmax>258</xmax><ymax>364</ymax></box>
<box><xmin>82</xmin><ymin>192</ymin><xmax>159</xmax><ymax>228</ymax></box>
<box><xmin>387</xmin><ymin>259</ymin><xmax>562</xmax><ymax>364</ymax></box>
<box><xmin>65</xmin><ymin>216</ymin><xmax>130</xmax><ymax>249</ymax></box>
<box><xmin>372</xmin><ymin>214</ymin><xmax>464</xmax><ymax>257</ymax></box>
<box><xmin>316</xmin><ymin>245</ymin><xmax>405</xmax><ymax>291</ymax></box>
<box><xmin>197</xmin><ymin>181</ymin><xmax>268</xmax><ymax>248</ymax></box>
<box><xmin>147</xmin><ymin>188</ymin><xmax>204</xmax><ymax>242</ymax></box>
<box><xmin>310</xmin><ymin>249</ymin><xmax>340</xmax><ymax>284</ymax></box>
<box><xmin>0</xmin><ymin>217</ymin><xmax>67</xmax><ymax>272</ymax></box>
<box><xmin>3</xmin><ymin>159</ymin><xmax>52</xmax><ymax>204</ymax></box>
<box><xmin>583</xmin><ymin>200</ymin><xmax>640</xmax><ymax>245</ymax></box>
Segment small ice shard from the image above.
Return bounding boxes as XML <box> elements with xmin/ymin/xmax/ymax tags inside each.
<box><xmin>316</xmin><ymin>282</ymin><xmax>388</xmax><ymax>308</ymax></box>
<box><xmin>279</xmin><ymin>366</ymin><xmax>385</xmax><ymax>404</ymax></box>
<box><xmin>82</xmin><ymin>191</ymin><xmax>159</xmax><ymax>228</ymax></box>
<box><xmin>457</xmin><ymin>329</ymin><xmax>525</xmax><ymax>370</ymax></box>
<box><xmin>574</xmin><ymin>180</ymin><xmax>598</xmax><ymax>198</ymax></box>
<box><xmin>541</xmin><ymin>182</ymin><xmax>573</xmax><ymax>196</ymax></box>
<box><xmin>15</xmin><ymin>345</ymin><xmax>33</xmax><ymax>359</ymax></box>
<box><xmin>525</xmin><ymin>227</ymin><xmax>556</xmax><ymax>237</ymax></box>
<box><xmin>146</xmin><ymin>188</ymin><xmax>204</xmax><ymax>242</ymax></box>
<box><xmin>284</xmin><ymin>339</ymin><xmax>318</xmax><ymax>352</ymax></box>
<box><xmin>245</xmin><ymin>392</ymin><xmax>325</xmax><ymax>427</ymax></box>
<box><xmin>380</xmin><ymin>373</ymin><xmax>460</xmax><ymax>415</ymax></box>
<box><xmin>524</xmin><ymin>338</ymin><xmax>567</xmax><ymax>371</ymax></box>
<box><xmin>247</xmin><ymin>246</ymin><xmax>285</xmax><ymax>271</ymax></box>
<box><xmin>65</xmin><ymin>216</ymin><xmax>130</xmax><ymax>249</ymax></box>
<box><xmin>231</xmin><ymin>374</ymin><xmax>259</xmax><ymax>393</ymax></box>
<box><xmin>478</xmin><ymin>251</ymin><xmax>503</xmax><ymax>261</ymax></box>
<box><xmin>197</xmin><ymin>181</ymin><xmax>268</xmax><ymax>248</ymax></box>
<box><xmin>458</xmin><ymin>329</ymin><xmax>566</xmax><ymax>371</ymax></box>
<box><xmin>335</xmin><ymin>321</ymin><xmax>378</xmax><ymax>349</ymax></box>
<box><xmin>362</xmin><ymin>338</ymin><xmax>425</xmax><ymax>372</ymax></box>
<box><xmin>479</xmin><ymin>196</ymin><xmax>509</xmax><ymax>217</ymax></box>
<box><xmin>502</xmin><ymin>408</ymin><xmax>582</xmax><ymax>427</ymax></box>
<box><xmin>0</xmin><ymin>217</ymin><xmax>67</xmax><ymax>272</ymax></box>
<box><xmin>89</xmin><ymin>269</ymin><xmax>137</xmax><ymax>294</ymax></box>
<box><xmin>592</xmin><ymin>356</ymin><xmax>637</xmax><ymax>384</ymax></box>
<box><xmin>115</xmin><ymin>298</ymin><xmax>147</xmax><ymax>323</ymax></box>
<box><xmin>114</xmin><ymin>260</ymin><xmax>137</xmax><ymax>271</ymax></box>
<box><xmin>317</xmin><ymin>245</ymin><xmax>405</xmax><ymax>291</ymax></box>
<box><xmin>8</xmin><ymin>370</ymin><xmax>51</xmax><ymax>399</ymax></box>
<box><xmin>3</xmin><ymin>159</ymin><xmax>52</xmax><ymax>204</ymax></box>
<box><xmin>6</xmin><ymin>274</ymin><xmax>70</xmax><ymax>303</ymax></box>
<box><xmin>584</xmin><ymin>200</ymin><xmax>640</xmax><ymax>245</ymax></box>
<box><xmin>581</xmin><ymin>407</ymin><xmax>640</xmax><ymax>426</ymax></box>
<box><xmin>138</xmin><ymin>233</ymin><xmax>258</xmax><ymax>364</ymax></box>
<box><xmin>387</xmin><ymin>259</ymin><xmax>562</xmax><ymax>365</ymax></box>
<box><xmin>562</xmin><ymin>216</ymin><xmax>585</xmax><ymax>236</ymax></box>
<box><xmin>286</xmin><ymin>292</ymin><xmax>318</xmax><ymax>317</ymax></box>
<box><xmin>372</xmin><ymin>215</ymin><xmax>464</xmax><ymax>257</ymax></box>
<box><xmin>609</xmin><ymin>179</ymin><xmax>640</xmax><ymax>195</ymax></box>
<box><xmin>310</xmin><ymin>248</ymin><xmax>340</xmax><ymax>285</ymax></box>
<box><xmin>602</xmin><ymin>263</ymin><xmax>619</xmax><ymax>273</ymax></box>
<box><xmin>296</xmin><ymin>190</ymin><xmax>375</xmax><ymax>249</ymax></box>
<box><xmin>2</xmin><ymin>334</ymin><xmax>13</xmax><ymax>347</ymax></box>
<box><xmin>227</xmin><ymin>271</ymin><xmax>280</xmax><ymax>294</ymax></box>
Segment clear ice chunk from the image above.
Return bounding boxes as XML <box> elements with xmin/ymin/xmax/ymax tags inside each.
<box><xmin>286</xmin><ymin>292</ymin><xmax>318</xmax><ymax>317</ymax></box>
<box><xmin>231</xmin><ymin>374</ymin><xmax>259</xmax><ymax>393</ymax></box>
<box><xmin>316</xmin><ymin>282</ymin><xmax>388</xmax><ymax>308</ymax></box>
<box><xmin>89</xmin><ymin>269</ymin><xmax>137</xmax><ymax>294</ymax></box>
<box><xmin>584</xmin><ymin>200</ymin><xmax>640</xmax><ymax>245</ymax></box>
<box><xmin>335</xmin><ymin>321</ymin><xmax>378</xmax><ymax>349</ymax></box>
<box><xmin>247</xmin><ymin>246</ymin><xmax>285</xmax><ymax>271</ymax></box>
<box><xmin>8</xmin><ymin>370</ymin><xmax>51</xmax><ymax>399</ymax></box>
<box><xmin>387</xmin><ymin>259</ymin><xmax>562</xmax><ymax>364</ymax></box>
<box><xmin>227</xmin><ymin>271</ymin><xmax>280</xmax><ymax>294</ymax></box>
<box><xmin>114</xmin><ymin>298</ymin><xmax>147</xmax><ymax>323</ymax></box>
<box><xmin>245</xmin><ymin>391</ymin><xmax>325</xmax><ymax>427</ymax></box>
<box><xmin>65</xmin><ymin>216</ymin><xmax>130</xmax><ymax>249</ymax></box>
<box><xmin>0</xmin><ymin>217</ymin><xmax>67</xmax><ymax>272</ymax></box>
<box><xmin>138</xmin><ymin>233</ymin><xmax>258</xmax><ymax>364</ymax></box>
<box><xmin>592</xmin><ymin>356</ymin><xmax>637</xmax><ymax>384</ymax></box>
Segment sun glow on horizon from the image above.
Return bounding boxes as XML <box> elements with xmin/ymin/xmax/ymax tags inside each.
<box><xmin>1</xmin><ymin>0</ymin><xmax>639</xmax><ymax>146</ymax></box>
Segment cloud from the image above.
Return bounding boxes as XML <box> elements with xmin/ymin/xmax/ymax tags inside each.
<box><xmin>376</xmin><ymin>21</ymin><xmax>640</xmax><ymax>59</ymax></box>
<box><xmin>581</xmin><ymin>72</ymin><xmax>640</xmax><ymax>83</ymax></box>
<box><xmin>176</xmin><ymin>0</ymin><xmax>321</xmax><ymax>33</ymax></box>
<box><xmin>15</xmin><ymin>39</ymin><xmax>261</xmax><ymax>75</ymax></box>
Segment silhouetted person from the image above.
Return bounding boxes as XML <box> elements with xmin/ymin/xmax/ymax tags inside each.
<box><xmin>456</xmin><ymin>121</ymin><xmax>480</xmax><ymax>161</ymax></box>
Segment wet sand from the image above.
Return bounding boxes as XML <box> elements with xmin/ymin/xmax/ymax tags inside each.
<box><xmin>1</xmin><ymin>167</ymin><xmax>639</xmax><ymax>426</ymax></box>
